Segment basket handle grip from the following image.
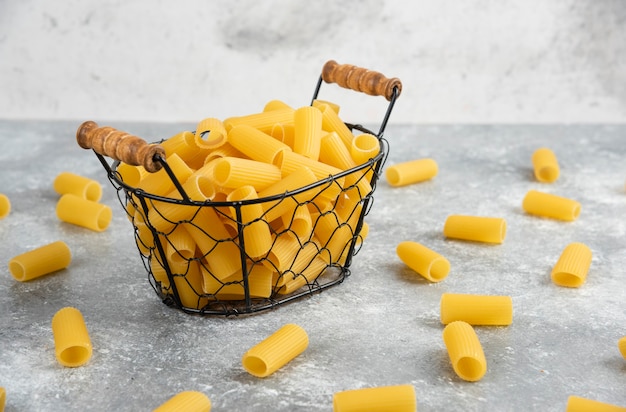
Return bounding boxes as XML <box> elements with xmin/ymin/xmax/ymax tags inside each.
<box><xmin>76</xmin><ymin>121</ymin><xmax>165</xmax><ymax>172</ymax></box>
<box><xmin>321</xmin><ymin>60</ymin><xmax>402</xmax><ymax>101</ymax></box>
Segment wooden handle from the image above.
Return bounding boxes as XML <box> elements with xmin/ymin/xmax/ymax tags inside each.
<box><xmin>321</xmin><ymin>60</ymin><xmax>402</xmax><ymax>101</ymax></box>
<box><xmin>76</xmin><ymin>121</ymin><xmax>165</xmax><ymax>173</ymax></box>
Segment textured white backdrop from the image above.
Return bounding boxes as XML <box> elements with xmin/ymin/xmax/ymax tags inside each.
<box><xmin>1</xmin><ymin>0</ymin><xmax>625</xmax><ymax>124</ymax></box>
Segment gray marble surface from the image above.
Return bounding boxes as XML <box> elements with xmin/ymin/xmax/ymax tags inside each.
<box><xmin>0</xmin><ymin>120</ymin><xmax>625</xmax><ymax>411</ymax></box>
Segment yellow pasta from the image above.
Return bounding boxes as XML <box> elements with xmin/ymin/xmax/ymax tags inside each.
<box><xmin>258</xmin><ymin>167</ymin><xmax>319</xmax><ymax>223</ymax></box>
<box><xmin>440</xmin><ymin>293</ymin><xmax>513</xmax><ymax>325</ymax></box>
<box><xmin>281</xmin><ymin>203</ymin><xmax>313</xmax><ymax>240</ymax></box>
<box><xmin>170</xmin><ymin>260</ymin><xmax>207</xmax><ymax>309</ymax></box>
<box><xmin>202</xmin><ymin>264</ymin><xmax>272</xmax><ymax>299</ymax></box>
<box><xmin>56</xmin><ymin>194</ymin><xmax>112</xmax><ymax>232</ymax></box>
<box><xmin>565</xmin><ymin>395</ymin><xmax>626</xmax><ymax>412</ymax></box>
<box><xmin>137</xmin><ymin>153</ymin><xmax>194</xmax><ymax>198</ymax></box>
<box><xmin>320</xmin><ymin>131</ymin><xmax>357</xmax><ymax>170</ymax></box>
<box><xmin>9</xmin><ymin>240</ymin><xmax>72</xmax><ymax>282</ymax></box>
<box><xmin>442</xmin><ymin>321</ymin><xmax>487</xmax><ymax>382</ymax></box>
<box><xmin>223</xmin><ymin>107</ymin><xmax>295</xmax><ymax>133</ymax></box>
<box><xmin>273</xmin><ymin>241</ymin><xmax>320</xmax><ymax>287</ymax></box>
<box><xmin>51</xmin><ymin>307</ymin><xmax>92</xmax><ymax>367</ymax></box>
<box><xmin>312</xmin><ymin>99</ymin><xmax>340</xmax><ymax>114</ymax></box>
<box><xmin>264</xmin><ymin>233</ymin><xmax>303</xmax><ymax>272</ymax></box>
<box><xmin>532</xmin><ymin>147</ymin><xmax>560</xmax><ymax>183</ymax></box>
<box><xmin>166</xmin><ymin>225</ymin><xmax>196</xmax><ymax>264</ymax></box>
<box><xmin>160</xmin><ymin>131</ymin><xmax>210</xmax><ymax>169</ymax></box>
<box><xmin>0</xmin><ymin>193</ymin><xmax>10</xmax><ymax>219</ymax></box>
<box><xmin>386</xmin><ymin>158</ymin><xmax>438</xmax><ymax>187</ymax></box>
<box><xmin>263</xmin><ymin>99</ymin><xmax>293</xmax><ymax>112</ymax></box>
<box><xmin>151</xmin><ymin>255</ymin><xmax>171</xmax><ymax>289</ymax></box>
<box><xmin>276</xmin><ymin>150</ymin><xmax>343</xmax><ymax>182</ymax></box>
<box><xmin>194</xmin><ymin>117</ymin><xmax>227</xmax><ymax>150</ymax></box>
<box><xmin>0</xmin><ymin>386</ymin><xmax>5</xmax><ymax>412</ymax></box>
<box><xmin>117</xmin><ymin>162</ymin><xmax>147</xmax><ymax>187</ymax></box>
<box><xmin>241</xmin><ymin>323</ymin><xmax>308</xmax><ymax>377</ymax></box>
<box><xmin>522</xmin><ymin>189</ymin><xmax>581</xmax><ymax>221</ymax></box>
<box><xmin>350</xmin><ymin>133</ymin><xmax>380</xmax><ymax>165</ymax></box>
<box><xmin>227</xmin><ymin>185</ymin><xmax>272</xmax><ymax>258</ymax></box>
<box><xmin>443</xmin><ymin>215</ymin><xmax>507</xmax><ymax>244</ymax></box>
<box><xmin>293</xmin><ymin>105</ymin><xmax>323</xmax><ymax>160</ymax></box>
<box><xmin>396</xmin><ymin>241</ymin><xmax>450</xmax><ymax>283</ymax></box>
<box><xmin>551</xmin><ymin>242</ymin><xmax>592</xmax><ymax>287</ymax></box>
<box><xmin>53</xmin><ymin>171</ymin><xmax>102</xmax><ymax>201</ymax></box>
<box><xmin>618</xmin><ymin>336</ymin><xmax>626</xmax><ymax>359</ymax></box>
<box><xmin>213</xmin><ymin>156</ymin><xmax>281</xmax><ymax>192</ymax></box>
<box><xmin>333</xmin><ymin>384</ymin><xmax>417</xmax><ymax>412</ymax></box>
<box><xmin>318</xmin><ymin>103</ymin><xmax>355</xmax><ymax>148</ymax></box>
<box><xmin>153</xmin><ymin>391</ymin><xmax>212</xmax><ymax>412</ymax></box>
<box><xmin>227</xmin><ymin>124</ymin><xmax>292</xmax><ymax>164</ymax></box>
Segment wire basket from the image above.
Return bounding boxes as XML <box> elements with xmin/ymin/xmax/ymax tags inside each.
<box><xmin>78</xmin><ymin>60</ymin><xmax>402</xmax><ymax>315</ymax></box>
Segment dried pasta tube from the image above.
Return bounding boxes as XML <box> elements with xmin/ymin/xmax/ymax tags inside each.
<box><xmin>9</xmin><ymin>240</ymin><xmax>72</xmax><ymax>282</ymax></box>
<box><xmin>522</xmin><ymin>190</ymin><xmax>581</xmax><ymax>221</ymax></box>
<box><xmin>56</xmin><ymin>194</ymin><xmax>112</xmax><ymax>232</ymax></box>
<box><xmin>386</xmin><ymin>158</ymin><xmax>438</xmax><ymax>187</ymax></box>
<box><xmin>227</xmin><ymin>186</ymin><xmax>272</xmax><ymax>258</ymax></box>
<box><xmin>258</xmin><ymin>167</ymin><xmax>319</xmax><ymax>223</ymax></box>
<box><xmin>275</xmin><ymin>150</ymin><xmax>344</xmax><ymax>185</ymax></box>
<box><xmin>117</xmin><ymin>163</ymin><xmax>147</xmax><ymax>187</ymax></box>
<box><xmin>263</xmin><ymin>99</ymin><xmax>293</xmax><ymax>112</ymax></box>
<box><xmin>312</xmin><ymin>99</ymin><xmax>340</xmax><ymax>114</ymax></box>
<box><xmin>153</xmin><ymin>391</ymin><xmax>211</xmax><ymax>412</ymax></box>
<box><xmin>202</xmin><ymin>264</ymin><xmax>272</xmax><ymax>299</ymax></box>
<box><xmin>396</xmin><ymin>241</ymin><xmax>450</xmax><ymax>283</ymax></box>
<box><xmin>273</xmin><ymin>241</ymin><xmax>320</xmax><ymax>288</ymax></box>
<box><xmin>320</xmin><ymin>131</ymin><xmax>356</xmax><ymax>170</ymax></box>
<box><xmin>551</xmin><ymin>242</ymin><xmax>592</xmax><ymax>287</ymax></box>
<box><xmin>618</xmin><ymin>336</ymin><xmax>626</xmax><ymax>359</ymax></box>
<box><xmin>213</xmin><ymin>157</ymin><xmax>281</xmax><ymax>192</ymax></box>
<box><xmin>532</xmin><ymin>147</ymin><xmax>560</xmax><ymax>183</ymax></box>
<box><xmin>160</xmin><ymin>131</ymin><xmax>210</xmax><ymax>170</ymax></box>
<box><xmin>0</xmin><ymin>386</ymin><xmax>5</xmax><ymax>412</ymax></box>
<box><xmin>293</xmin><ymin>106</ymin><xmax>323</xmax><ymax>160</ymax></box>
<box><xmin>442</xmin><ymin>321</ymin><xmax>487</xmax><ymax>382</ymax></box>
<box><xmin>319</xmin><ymin>103</ymin><xmax>354</xmax><ymax>148</ymax></box>
<box><xmin>277</xmin><ymin>256</ymin><xmax>328</xmax><ymax>295</ymax></box>
<box><xmin>51</xmin><ymin>307</ymin><xmax>92</xmax><ymax>367</ymax></box>
<box><xmin>263</xmin><ymin>233</ymin><xmax>302</xmax><ymax>272</ymax></box>
<box><xmin>53</xmin><ymin>172</ymin><xmax>102</xmax><ymax>201</ymax></box>
<box><xmin>242</xmin><ymin>323</ymin><xmax>309</xmax><ymax>377</ymax></box>
<box><xmin>194</xmin><ymin>117</ymin><xmax>227</xmax><ymax>150</ymax></box>
<box><xmin>565</xmin><ymin>395</ymin><xmax>626</xmax><ymax>412</ymax></box>
<box><xmin>440</xmin><ymin>293</ymin><xmax>513</xmax><ymax>325</ymax></box>
<box><xmin>443</xmin><ymin>215</ymin><xmax>506</xmax><ymax>244</ymax></box>
<box><xmin>228</xmin><ymin>124</ymin><xmax>292</xmax><ymax>164</ymax></box>
<box><xmin>170</xmin><ymin>260</ymin><xmax>207</xmax><ymax>309</ymax></box>
<box><xmin>0</xmin><ymin>193</ymin><xmax>10</xmax><ymax>219</ymax></box>
<box><xmin>166</xmin><ymin>225</ymin><xmax>196</xmax><ymax>264</ymax></box>
<box><xmin>333</xmin><ymin>384</ymin><xmax>417</xmax><ymax>412</ymax></box>
<box><xmin>223</xmin><ymin>107</ymin><xmax>295</xmax><ymax>133</ymax></box>
<box><xmin>350</xmin><ymin>134</ymin><xmax>380</xmax><ymax>165</ymax></box>
<box><xmin>137</xmin><ymin>153</ymin><xmax>194</xmax><ymax>197</ymax></box>
<box><xmin>282</xmin><ymin>204</ymin><xmax>313</xmax><ymax>240</ymax></box>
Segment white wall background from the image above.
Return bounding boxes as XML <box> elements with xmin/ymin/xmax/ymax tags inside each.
<box><xmin>1</xmin><ymin>0</ymin><xmax>625</xmax><ymax>124</ymax></box>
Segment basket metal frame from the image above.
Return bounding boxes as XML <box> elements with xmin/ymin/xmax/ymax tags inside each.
<box><xmin>94</xmin><ymin>77</ymin><xmax>399</xmax><ymax>316</ymax></box>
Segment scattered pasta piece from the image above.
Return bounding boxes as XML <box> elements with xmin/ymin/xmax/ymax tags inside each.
<box><xmin>442</xmin><ymin>321</ymin><xmax>487</xmax><ymax>382</ymax></box>
<box><xmin>9</xmin><ymin>240</ymin><xmax>72</xmax><ymax>282</ymax></box>
<box><xmin>386</xmin><ymin>158</ymin><xmax>438</xmax><ymax>187</ymax></box>
<box><xmin>51</xmin><ymin>307</ymin><xmax>92</xmax><ymax>367</ymax></box>
<box><xmin>443</xmin><ymin>215</ymin><xmax>506</xmax><ymax>244</ymax></box>
<box><xmin>618</xmin><ymin>336</ymin><xmax>626</xmax><ymax>360</ymax></box>
<box><xmin>56</xmin><ymin>194</ymin><xmax>112</xmax><ymax>232</ymax></box>
<box><xmin>53</xmin><ymin>171</ymin><xmax>102</xmax><ymax>202</ymax></box>
<box><xmin>522</xmin><ymin>190</ymin><xmax>581</xmax><ymax>221</ymax></box>
<box><xmin>0</xmin><ymin>193</ymin><xmax>11</xmax><ymax>219</ymax></box>
<box><xmin>242</xmin><ymin>323</ymin><xmax>308</xmax><ymax>378</ymax></box>
<box><xmin>333</xmin><ymin>384</ymin><xmax>417</xmax><ymax>412</ymax></box>
<box><xmin>153</xmin><ymin>391</ymin><xmax>211</xmax><ymax>412</ymax></box>
<box><xmin>565</xmin><ymin>395</ymin><xmax>626</xmax><ymax>412</ymax></box>
<box><xmin>551</xmin><ymin>242</ymin><xmax>592</xmax><ymax>288</ymax></box>
<box><xmin>0</xmin><ymin>386</ymin><xmax>5</xmax><ymax>412</ymax></box>
<box><xmin>440</xmin><ymin>293</ymin><xmax>513</xmax><ymax>325</ymax></box>
<box><xmin>396</xmin><ymin>241</ymin><xmax>450</xmax><ymax>282</ymax></box>
<box><xmin>531</xmin><ymin>147</ymin><xmax>560</xmax><ymax>183</ymax></box>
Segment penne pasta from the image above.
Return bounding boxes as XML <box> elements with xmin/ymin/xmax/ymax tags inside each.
<box><xmin>442</xmin><ymin>321</ymin><xmax>487</xmax><ymax>382</ymax></box>
<box><xmin>194</xmin><ymin>117</ymin><xmax>227</xmax><ymax>150</ymax></box>
<box><xmin>227</xmin><ymin>124</ymin><xmax>292</xmax><ymax>164</ymax></box>
<box><xmin>551</xmin><ymin>242</ymin><xmax>592</xmax><ymax>288</ymax></box>
<box><xmin>9</xmin><ymin>240</ymin><xmax>72</xmax><ymax>282</ymax></box>
<box><xmin>0</xmin><ymin>193</ymin><xmax>10</xmax><ymax>219</ymax></box>
<box><xmin>443</xmin><ymin>215</ymin><xmax>506</xmax><ymax>244</ymax></box>
<box><xmin>263</xmin><ymin>99</ymin><xmax>293</xmax><ymax>112</ymax></box>
<box><xmin>227</xmin><ymin>185</ymin><xmax>272</xmax><ymax>258</ymax></box>
<box><xmin>51</xmin><ymin>307</ymin><xmax>92</xmax><ymax>367</ymax></box>
<box><xmin>242</xmin><ymin>323</ymin><xmax>308</xmax><ymax>377</ymax></box>
<box><xmin>213</xmin><ymin>156</ymin><xmax>281</xmax><ymax>192</ymax></box>
<box><xmin>318</xmin><ymin>103</ymin><xmax>354</xmax><ymax>148</ymax></box>
<box><xmin>281</xmin><ymin>204</ymin><xmax>313</xmax><ymax>240</ymax></box>
<box><xmin>350</xmin><ymin>133</ymin><xmax>380</xmax><ymax>165</ymax></box>
<box><xmin>319</xmin><ymin>131</ymin><xmax>356</xmax><ymax>170</ymax></box>
<box><xmin>565</xmin><ymin>395</ymin><xmax>626</xmax><ymax>412</ymax></box>
<box><xmin>223</xmin><ymin>107</ymin><xmax>295</xmax><ymax>133</ymax></box>
<box><xmin>618</xmin><ymin>336</ymin><xmax>626</xmax><ymax>360</ymax></box>
<box><xmin>165</xmin><ymin>225</ymin><xmax>196</xmax><ymax>264</ymax></box>
<box><xmin>201</xmin><ymin>264</ymin><xmax>272</xmax><ymax>299</ymax></box>
<box><xmin>532</xmin><ymin>147</ymin><xmax>560</xmax><ymax>183</ymax></box>
<box><xmin>263</xmin><ymin>232</ymin><xmax>303</xmax><ymax>272</ymax></box>
<box><xmin>0</xmin><ymin>386</ymin><xmax>5</xmax><ymax>412</ymax></box>
<box><xmin>293</xmin><ymin>106</ymin><xmax>323</xmax><ymax>160</ymax></box>
<box><xmin>170</xmin><ymin>259</ymin><xmax>207</xmax><ymax>309</ymax></box>
<box><xmin>522</xmin><ymin>190</ymin><xmax>581</xmax><ymax>221</ymax></box>
<box><xmin>137</xmin><ymin>153</ymin><xmax>194</xmax><ymax>198</ymax></box>
<box><xmin>153</xmin><ymin>391</ymin><xmax>211</xmax><ymax>412</ymax></box>
<box><xmin>385</xmin><ymin>158</ymin><xmax>438</xmax><ymax>187</ymax></box>
<box><xmin>396</xmin><ymin>241</ymin><xmax>450</xmax><ymax>283</ymax></box>
<box><xmin>160</xmin><ymin>131</ymin><xmax>210</xmax><ymax>170</ymax></box>
<box><xmin>56</xmin><ymin>194</ymin><xmax>112</xmax><ymax>232</ymax></box>
<box><xmin>312</xmin><ymin>99</ymin><xmax>340</xmax><ymax>114</ymax></box>
<box><xmin>53</xmin><ymin>171</ymin><xmax>102</xmax><ymax>201</ymax></box>
<box><xmin>333</xmin><ymin>384</ymin><xmax>417</xmax><ymax>412</ymax></box>
<box><xmin>440</xmin><ymin>293</ymin><xmax>513</xmax><ymax>325</ymax></box>
<box><xmin>117</xmin><ymin>163</ymin><xmax>147</xmax><ymax>187</ymax></box>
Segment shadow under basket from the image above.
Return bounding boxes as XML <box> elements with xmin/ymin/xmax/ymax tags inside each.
<box><xmin>84</xmin><ymin>60</ymin><xmax>401</xmax><ymax>315</ymax></box>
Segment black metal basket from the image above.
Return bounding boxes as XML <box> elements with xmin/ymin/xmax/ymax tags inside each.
<box><xmin>82</xmin><ymin>60</ymin><xmax>401</xmax><ymax>315</ymax></box>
